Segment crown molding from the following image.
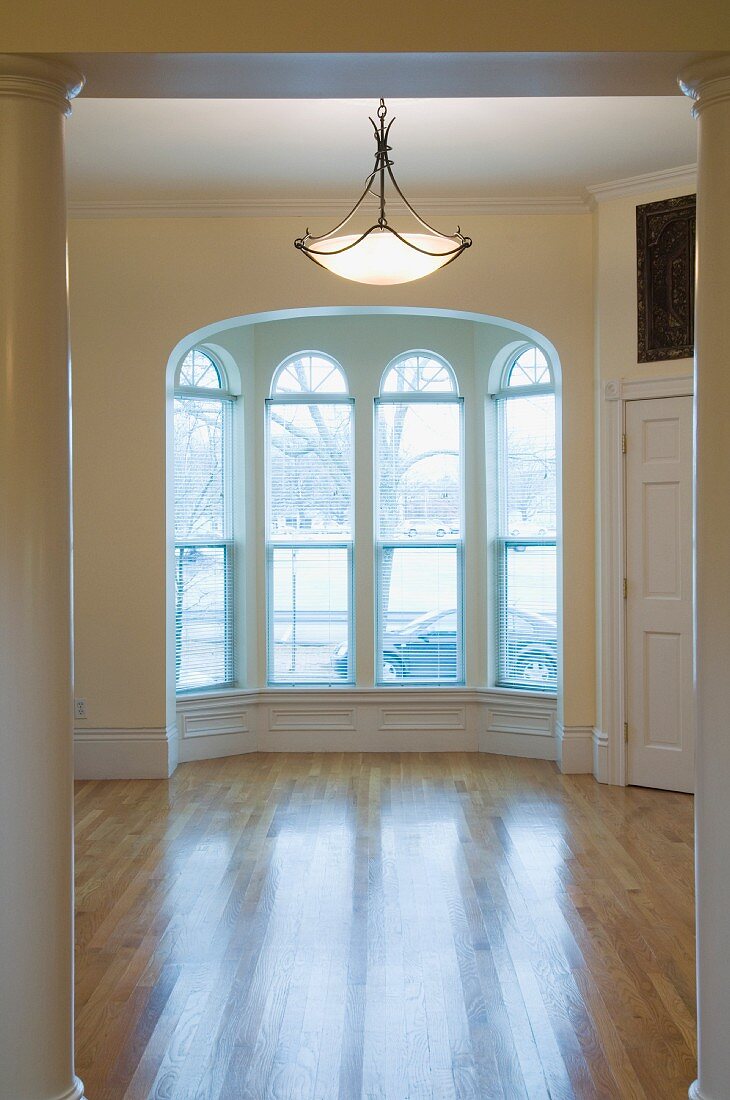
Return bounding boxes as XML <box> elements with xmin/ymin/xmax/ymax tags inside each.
<box><xmin>586</xmin><ymin>163</ymin><xmax>697</xmax><ymax>204</ymax></box>
<box><xmin>67</xmin><ymin>166</ymin><xmax>700</xmax><ymax>220</ymax></box>
<box><xmin>67</xmin><ymin>195</ymin><xmax>590</xmax><ymax>220</ymax></box>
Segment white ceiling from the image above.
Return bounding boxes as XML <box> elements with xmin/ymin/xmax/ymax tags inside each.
<box><xmin>66</xmin><ymin>97</ymin><xmax>697</xmax><ymax>204</ymax></box>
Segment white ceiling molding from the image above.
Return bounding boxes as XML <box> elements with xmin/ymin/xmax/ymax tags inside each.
<box><xmin>67</xmin><ymin>195</ymin><xmax>591</xmax><ymax>219</ymax></box>
<box><xmin>586</xmin><ymin>163</ymin><xmax>697</xmax><ymax>203</ymax></box>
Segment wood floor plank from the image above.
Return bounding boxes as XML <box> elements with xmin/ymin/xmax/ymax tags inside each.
<box><xmin>75</xmin><ymin>753</ymin><xmax>696</xmax><ymax>1100</ymax></box>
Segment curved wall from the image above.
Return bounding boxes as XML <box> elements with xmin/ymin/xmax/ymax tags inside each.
<box><xmin>68</xmin><ymin>211</ymin><xmax>594</xmax><ymax>774</ymax></box>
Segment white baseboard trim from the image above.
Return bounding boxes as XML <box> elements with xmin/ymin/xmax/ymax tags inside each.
<box><xmin>52</xmin><ymin>1077</ymin><xmax>86</xmax><ymax>1100</ymax></box>
<box><xmin>592</xmin><ymin>727</ymin><xmax>610</xmax><ymax>783</ymax></box>
<box><xmin>556</xmin><ymin>723</ymin><xmax>594</xmax><ymax>774</ymax></box>
<box><xmin>74</xmin><ymin>725</ymin><xmax>177</xmax><ymax>779</ymax></box>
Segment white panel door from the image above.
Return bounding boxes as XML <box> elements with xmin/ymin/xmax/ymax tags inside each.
<box><xmin>625</xmin><ymin>395</ymin><xmax>694</xmax><ymax>792</ymax></box>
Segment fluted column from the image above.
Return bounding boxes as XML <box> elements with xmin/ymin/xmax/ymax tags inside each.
<box><xmin>679</xmin><ymin>55</ymin><xmax>730</xmax><ymax>1100</ymax></box>
<box><xmin>0</xmin><ymin>55</ymin><xmax>85</xmax><ymax>1100</ymax></box>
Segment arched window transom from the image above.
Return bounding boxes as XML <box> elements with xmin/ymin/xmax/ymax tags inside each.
<box><xmin>504</xmin><ymin>346</ymin><xmax>552</xmax><ymax>389</ymax></box>
<box><xmin>177</xmin><ymin>347</ymin><xmax>224</xmax><ymax>389</ymax></box>
<box><xmin>272</xmin><ymin>353</ymin><xmax>348</xmax><ymax>396</ymax></box>
<box><xmin>381</xmin><ymin>352</ymin><xmax>458</xmax><ymax>395</ymax></box>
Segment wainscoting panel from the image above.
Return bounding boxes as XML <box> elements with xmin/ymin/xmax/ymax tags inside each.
<box><xmin>479</xmin><ymin>695</ymin><xmax>558</xmax><ymax>761</ymax></box>
<box><xmin>378</xmin><ymin>706</ymin><xmax>466</xmax><ymax>731</ymax></box>
<box><xmin>76</xmin><ymin>690</ymin><xmax>560</xmax><ymax>776</ymax></box>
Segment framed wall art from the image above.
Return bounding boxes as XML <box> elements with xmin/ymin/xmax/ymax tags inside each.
<box><xmin>637</xmin><ymin>193</ymin><xmax>696</xmax><ymax>362</ymax></box>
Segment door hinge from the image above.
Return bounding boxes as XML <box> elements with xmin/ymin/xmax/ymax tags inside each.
<box><xmin>622</xmin><ymin>432</ymin><xmax>627</xmax><ymax>454</ymax></box>
<box><xmin>624</xmin><ymin>721</ymin><xmax>629</xmax><ymax>744</ymax></box>
<box><xmin>623</xmin><ymin>577</ymin><xmax>628</xmax><ymax>599</ymax></box>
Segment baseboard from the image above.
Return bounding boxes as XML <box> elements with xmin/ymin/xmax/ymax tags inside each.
<box><xmin>74</xmin><ymin>725</ymin><xmax>177</xmax><ymax>779</ymax></box>
<box><xmin>53</xmin><ymin>1077</ymin><xmax>86</xmax><ymax>1100</ymax></box>
<box><xmin>592</xmin><ymin>727</ymin><xmax>610</xmax><ymax>783</ymax></box>
<box><xmin>556</xmin><ymin>723</ymin><xmax>594</xmax><ymax>774</ymax></box>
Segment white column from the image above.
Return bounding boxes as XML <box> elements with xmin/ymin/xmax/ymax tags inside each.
<box><xmin>680</xmin><ymin>55</ymin><xmax>730</xmax><ymax>1100</ymax></box>
<box><xmin>0</xmin><ymin>55</ymin><xmax>85</xmax><ymax>1100</ymax></box>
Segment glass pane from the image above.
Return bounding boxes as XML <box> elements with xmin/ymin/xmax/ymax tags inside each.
<box><xmin>174</xmin><ymin>396</ymin><xmax>227</xmax><ymax>539</ymax></box>
<box><xmin>381</xmin><ymin>354</ymin><xmax>457</xmax><ymax>394</ymax></box>
<box><xmin>503</xmin><ymin>394</ymin><xmax>556</xmax><ymax>538</ymax></box>
<box><xmin>378</xmin><ymin>546</ymin><xmax>460</xmax><ymax>683</ymax></box>
<box><xmin>268</xmin><ymin>402</ymin><xmax>352</xmax><ymax>539</ymax></box>
<box><xmin>377</xmin><ymin>401</ymin><xmax>461</xmax><ymax>540</ymax></box>
<box><xmin>273</xmin><ymin>354</ymin><xmax>347</xmax><ymax>395</ymax></box>
<box><xmin>269</xmin><ymin>547</ymin><xmax>351</xmax><ymax>683</ymax></box>
<box><xmin>175</xmin><ymin>545</ymin><xmax>233</xmax><ymax>691</ymax></box>
<box><xmin>178</xmin><ymin>348</ymin><xmax>222</xmax><ymax>388</ymax></box>
<box><xmin>498</xmin><ymin>542</ymin><xmax>557</xmax><ymax>690</ymax></box>
<box><xmin>506</xmin><ymin>347</ymin><xmax>551</xmax><ymax>387</ymax></box>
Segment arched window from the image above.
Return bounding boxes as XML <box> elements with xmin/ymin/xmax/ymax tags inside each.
<box><xmin>375</xmin><ymin>351</ymin><xmax>463</xmax><ymax>683</ymax></box>
<box><xmin>494</xmin><ymin>344</ymin><xmax>557</xmax><ymax>689</ymax></box>
<box><xmin>174</xmin><ymin>347</ymin><xmax>235</xmax><ymax>691</ymax></box>
<box><xmin>266</xmin><ymin>352</ymin><xmax>354</xmax><ymax>684</ymax></box>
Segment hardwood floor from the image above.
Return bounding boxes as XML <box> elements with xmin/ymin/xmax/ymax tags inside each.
<box><xmin>74</xmin><ymin>753</ymin><xmax>696</xmax><ymax>1099</ymax></box>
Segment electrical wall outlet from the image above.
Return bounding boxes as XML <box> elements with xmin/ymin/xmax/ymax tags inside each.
<box><xmin>74</xmin><ymin>698</ymin><xmax>87</xmax><ymax>720</ymax></box>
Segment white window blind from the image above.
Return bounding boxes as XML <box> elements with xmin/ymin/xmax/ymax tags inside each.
<box><xmin>495</xmin><ymin>350</ymin><xmax>557</xmax><ymax>691</ymax></box>
<box><xmin>375</xmin><ymin>376</ymin><xmax>464</xmax><ymax>684</ymax></box>
<box><xmin>266</xmin><ymin>359</ymin><xmax>353</xmax><ymax>685</ymax></box>
<box><xmin>378</xmin><ymin>546</ymin><xmax>461</xmax><ymax>681</ymax></box>
<box><xmin>269</xmin><ymin>546</ymin><xmax>351</xmax><ymax>683</ymax></box>
<box><xmin>174</xmin><ymin>354</ymin><xmax>235</xmax><ymax>693</ymax></box>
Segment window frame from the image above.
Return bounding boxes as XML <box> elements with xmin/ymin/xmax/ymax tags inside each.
<box><xmin>173</xmin><ymin>347</ymin><xmax>237</xmax><ymax>694</ymax></box>
<box><xmin>374</xmin><ymin>355</ymin><xmax>465</xmax><ymax>687</ymax></box>
<box><xmin>265</xmin><ymin>353</ymin><xmax>355</xmax><ymax>687</ymax></box>
<box><xmin>493</xmin><ymin>344</ymin><xmax>557</xmax><ymax>693</ymax></box>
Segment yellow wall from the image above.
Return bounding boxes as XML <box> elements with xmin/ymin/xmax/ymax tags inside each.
<box><xmin>4</xmin><ymin>0</ymin><xmax>730</xmax><ymax>52</ymax></box>
<box><xmin>68</xmin><ymin>211</ymin><xmax>595</xmax><ymax>732</ymax></box>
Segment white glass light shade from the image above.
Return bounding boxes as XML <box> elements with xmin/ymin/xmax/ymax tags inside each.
<box><xmin>309</xmin><ymin>230</ymin><xmax>459</xmax><ymax>285</ymax></box>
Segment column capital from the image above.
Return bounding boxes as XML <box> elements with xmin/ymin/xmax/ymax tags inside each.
<box><xmin>679</xmin><ymin>54</ymin><xmax>730</xmax><ymax>117</ymax></box>
<box><xmin>0</xmin><ymin>54</ymin><xmax>83</xmax><ymax>115</ymax></box>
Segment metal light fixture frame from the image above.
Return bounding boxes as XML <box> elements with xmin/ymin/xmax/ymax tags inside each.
<box><xmin>294</xmin><ymin>99</ymin><xmax>472</xmax><ymax>275</ymax></box>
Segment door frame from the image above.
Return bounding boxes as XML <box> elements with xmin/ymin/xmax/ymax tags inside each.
<box><xmin>598</xmin><ymin>373</ymin><xmax>693</xmax><ymax>786</ymax></box>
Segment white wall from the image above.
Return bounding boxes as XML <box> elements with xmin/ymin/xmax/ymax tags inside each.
<box><xmin>69</xmin><ymin>211</ymin><xmax>594</xmax><ymax>774</ymax></box>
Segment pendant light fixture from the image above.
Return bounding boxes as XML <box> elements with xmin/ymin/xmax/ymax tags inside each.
<box><xmin>294</xmin><ymin>99</ymin><xmax>472</xmax><ymax>285</ymax></box>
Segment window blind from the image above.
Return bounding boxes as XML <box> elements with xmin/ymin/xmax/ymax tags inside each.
<box><xmin>377</xmin><ymin>545</ymin><xmax>461</xmax><ymax>682</ymax></box>
<box><xmin>495</xmin><ymin>542</ymin><xmax>557</xmax><ymax>689</ymax></box>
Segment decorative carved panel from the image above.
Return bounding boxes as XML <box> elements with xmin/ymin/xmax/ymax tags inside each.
<box><xmin>637</xmin><ymin>194</ymin><xmax>696</xmax><ymax>362</ymax></box>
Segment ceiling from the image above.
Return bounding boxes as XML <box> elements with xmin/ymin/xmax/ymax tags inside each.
<box><xmin>66</xmin><ymin>97</ymin><xmax>697</xmax><ymax>206</ymax></box>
